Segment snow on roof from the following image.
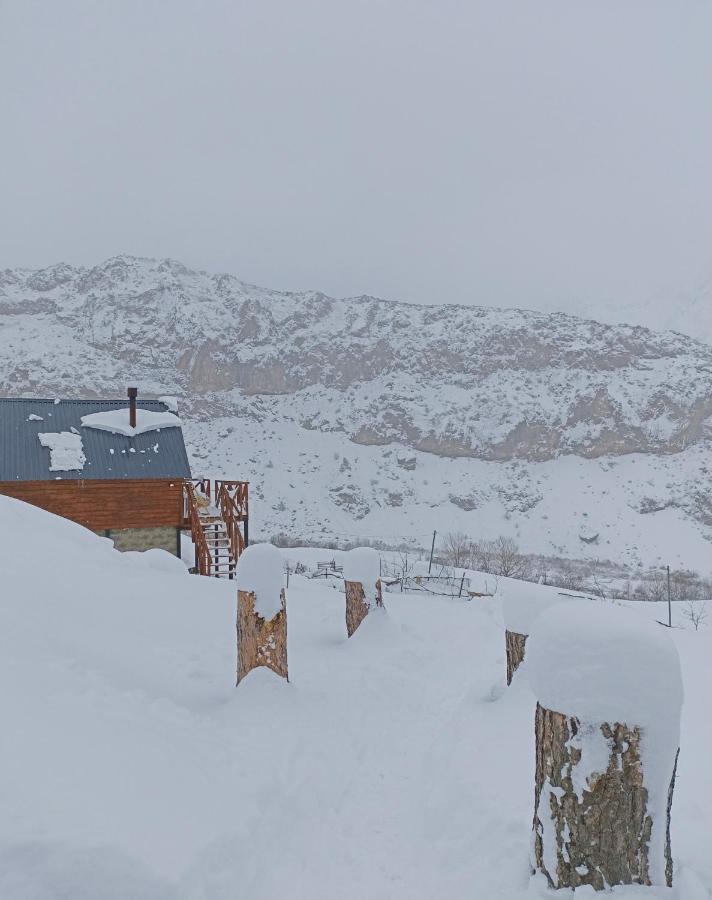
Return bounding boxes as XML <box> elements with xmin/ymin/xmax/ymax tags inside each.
<box><xmin>38</xmin><ymin>431</ymin><xmax>86</xmax><ymax>472</ymax></box>
<box><xmin>158</xmin><ymin>395</ymin><xmax>179</xmax><ymax>413</ymax></box>
<box><xmin>235</xmin><ymin>543</ymin><xmax>285</xmax><ymax>619</ymax></box>
<box><xmin>0</xmin><ymin>398</ymin><xmax>191</xmax><ymax>482</ymax></box>
<box><xmin>80</xmin><ymin>408</ymin><xmax>182</xmax><ymax>437</ymax></box>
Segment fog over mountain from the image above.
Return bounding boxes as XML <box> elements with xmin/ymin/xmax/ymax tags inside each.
<box><xmin>2</xmin><ymin>1</ymin><xmax>712</xmax><ymax>316</ymax></box>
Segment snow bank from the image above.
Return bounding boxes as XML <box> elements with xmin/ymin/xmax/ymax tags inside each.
<box><xmin>502</xmin><ymin>581</ymin><xmax>577</xmax><ymax>636</ymax></box>
<box><xmin>235</xmin><ymin>543</ymin><xmax>284</xmax><ymax>619</ymax></box>
<box><xmin>1</xmin><ymin>503</ymin><xmax>710</xmax><ymax>897</ymax></box>
<box><xmin>527</xmin><ymin>602</ymin><xmax>684</xmax><ymax>885</ymax></box>
<box><xmin>80</xmin><ymin>408</ymin><xmax>182</xmax><ymax>437</ymax></box>
<box><xmin>122</xmin><ymin>548</ymin><xmax>188</xmax><ymax>576</ymax></box>
<box><xmin>343</xmin><ymin>547</ymin><xmax>381</xmax><ymax>586</ymax></box>
<box><xmin>37</xmin><ymin>431</ymin><xmax>86</xmax><ymax>471</ymax></box>
<box><xmin>0</xmin><ymin>493</ymin><xmax>114</xmax><ymax>557</ymax></box>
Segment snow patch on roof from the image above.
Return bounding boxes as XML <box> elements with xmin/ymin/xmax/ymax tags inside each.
<box><xmin>80</xmin><ymin>408</ymin><xmax>182</xmax><ymax>437</ymax></box>
<box><xmin>158</xmin><ymin>395</ymin><xmax>179</xmax><ymax>413</ymax></box>
<box><xmin>38</xmin><ymin>431</ymin><xmax>86</xmax><ymax>471</ymax></box>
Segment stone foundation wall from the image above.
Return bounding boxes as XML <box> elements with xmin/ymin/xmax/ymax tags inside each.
<box><xmin>102</xmin><ymin>526</ymin><xmax>180</xmax><ymax>556</ymax></box>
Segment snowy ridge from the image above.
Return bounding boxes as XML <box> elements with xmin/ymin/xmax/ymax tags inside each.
<box><xmin>4</xmin><ymin>255</ymin><xmax>712</xmax><ymax>569</ymax></box>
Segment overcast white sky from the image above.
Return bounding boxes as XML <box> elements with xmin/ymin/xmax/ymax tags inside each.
<box><xmin>1</xmin><ymin>0</ymin><xmax>711</xmax><ymax>315</ymax></box>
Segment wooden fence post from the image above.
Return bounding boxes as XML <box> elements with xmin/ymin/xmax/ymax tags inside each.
<box><xmin>527</xmin><ymin>603</ymin><xmax>683</xmax><ymax>890</ymax></box>
<box><xmin>235</xmin><ymin>543</ymin><xmax>287</xmax><ymax>684</ymax></box>
<box><xmin>343</xmin><ymin>547</ymin><xmax>383</xmax><ymax>637</ymax></box>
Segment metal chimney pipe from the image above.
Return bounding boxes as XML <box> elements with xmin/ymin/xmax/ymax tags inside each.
<box><xmin>127</xmin><ymin>387</ymin><xmax>138</xmax><ymax>429</ymax></box>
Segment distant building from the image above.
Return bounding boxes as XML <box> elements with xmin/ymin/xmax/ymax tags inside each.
<box><xmin>0</xmin><ymin>390</ymin><xmax>193</xmax><ymax>555</ymax></box>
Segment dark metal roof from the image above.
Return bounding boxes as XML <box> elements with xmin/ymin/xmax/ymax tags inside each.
<box><xmin>0</xmin><ymin>398</ymin><xmax>192</xmax><ymax>482</ymax></box>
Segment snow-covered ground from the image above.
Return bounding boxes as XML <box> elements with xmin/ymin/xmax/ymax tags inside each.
<box><xmin>2</xmin><ymin>496</ymin><xmax>712</xmax><ymax>898</ymax></box>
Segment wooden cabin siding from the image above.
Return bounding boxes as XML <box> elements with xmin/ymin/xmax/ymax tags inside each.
<box><xmin>0</xmin><ymin>478</ymin><xmax>185</xmax><ymax>531</ymax></box>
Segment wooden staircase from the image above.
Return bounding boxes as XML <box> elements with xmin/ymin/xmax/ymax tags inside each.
<box><xmin>184</xmin><ymin>479</ymin><xmax>249</xmax><ymax>578</ymax></box>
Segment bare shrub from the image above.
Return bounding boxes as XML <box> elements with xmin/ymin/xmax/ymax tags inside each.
<box><xmin>556</xmin><ymin>560</ymin><xmax>585</xmax><ymax>592</ymax></box>
<box><xmin>442</xmin><ymin>531</ymin><xmax>472</xmax><ymax>568</ymax></box>
<box><xmin>471</xmin><ymin>538</ymin><xmax>495</xmax><ymax>574</ymax></box>
<box><xmin>492</xmin><ymin>536</ymin><xmax>529</xmax><ymax>579</ymax></box>
<box><xmin>682</xmin><ymin>599</ymin><xmax>708</xmax><ymax>631</ymax></box>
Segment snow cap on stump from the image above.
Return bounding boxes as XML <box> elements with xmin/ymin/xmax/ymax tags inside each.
<box><xmin>528</xmin><ymin>602</ymin><xmax>683</xmax><ymax>886</ymax></box>
<box><xmin>502</xmin><ymin>582</ymin><xmax>577</xmax><ymax>637</ymax></box>
<box><xmin>527</xmin><ymin>602</ymin><xmax>683</xmax><ymax>729</ymax></box>
<box><xmin>236</xmin><ymin>543</ymin><xmax>284</xmax><ymax>619</ymax></box>
<box><xmin>344</xmin><ymin>547</ymin><xmax>380</xmax><ymax>590</ymax></box>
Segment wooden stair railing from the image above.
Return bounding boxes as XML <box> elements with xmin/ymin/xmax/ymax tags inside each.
<box><xmin>184</xmin><ymin>481</ymin><xmax>214</xmax><ymax>576</ymax></box>
<box><xmin>215</xmin><ymin>480</ymin><xmax>249</xmax><ymax>563</ymax></box>
<box><xmin>184</xmin><ymin>479</ymin><xmax>249</xmax><ymax>578</ymax></box>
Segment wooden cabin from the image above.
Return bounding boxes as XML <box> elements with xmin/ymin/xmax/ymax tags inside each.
<box><xmin>0</xmin><ymin>391</ymin><xmax>248</xmax><ymax>576</ymax></box>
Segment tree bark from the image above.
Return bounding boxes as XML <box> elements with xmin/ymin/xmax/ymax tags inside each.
<box><xmin>345</xmin><ymin>578</ymin><xmax>383</xmax><ymax>638</ymax></box>
<box><xmin>237</xmin><ymin>588</ymin><xmax>288</xmax><ymax>684</ymax></box>
<box><xmin>533</xmin><ymin>703</ymin><xmax>677</xmax><ymax>890</ymax></box>
<box><xmin>505</xmin><ymin>629</ymin><xmax>527</xmax><ymax>685</ymax></box>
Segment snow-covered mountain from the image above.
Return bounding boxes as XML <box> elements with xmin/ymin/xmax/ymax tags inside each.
<box><xmin>2</xmin><ymin>254</ymin><xmax>712</xmax><ymax>570</ymax></box>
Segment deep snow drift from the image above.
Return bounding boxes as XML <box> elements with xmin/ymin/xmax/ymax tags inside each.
<box><xmin>1</xmin><ymin>496</ymin><xmax>711</xmax><ymax>899</ymax></box>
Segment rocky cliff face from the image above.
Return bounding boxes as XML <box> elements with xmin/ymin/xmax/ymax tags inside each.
<box><xmin>3</xmin><ymin>254</ymin><xmax>712</xmax><ymax>459</ymax></box>
<box><xmin>2</xmin><ymin>255</ymin><xmax>712</xmax><ymax>568</ymax></box>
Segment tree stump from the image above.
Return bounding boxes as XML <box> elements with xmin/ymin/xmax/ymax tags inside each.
<box><xmin>532</xmin><ymin>704</ymin><xmax>678</xmax><ymax>889</ymax></box>
<box><xmin>527</xmin><ymin>602</ymin><xmax>683</xmax><ymax>891</ymax></box>
<box><xmin>237</xmin><ymin>588</ymin><xmax>288</xmax><ymax>684</ymax></box>
<box><xmin>343</xmin><ymin>547</ymin><xmax>384</xmax><ymax>638</ymax></box>
<box><xmin>345</xmin><ymin>578</ymin><xmax>383</xmax><ymax>637</ymax></box>
<box><xmin>505</xmin><ymin>629</ymin><xmax>527</xmax><ymax>685</ymax></box>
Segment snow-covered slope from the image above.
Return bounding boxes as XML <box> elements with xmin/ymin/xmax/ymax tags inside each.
<box><xmin>3</xmin><ymin>255</ymin><xmax>712</xmax><ymax>570</ymax></box>
<box><xmin>1</xmin><ymin>496</ymin><xmax>711</xmax><ymax>898</ymax></box>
